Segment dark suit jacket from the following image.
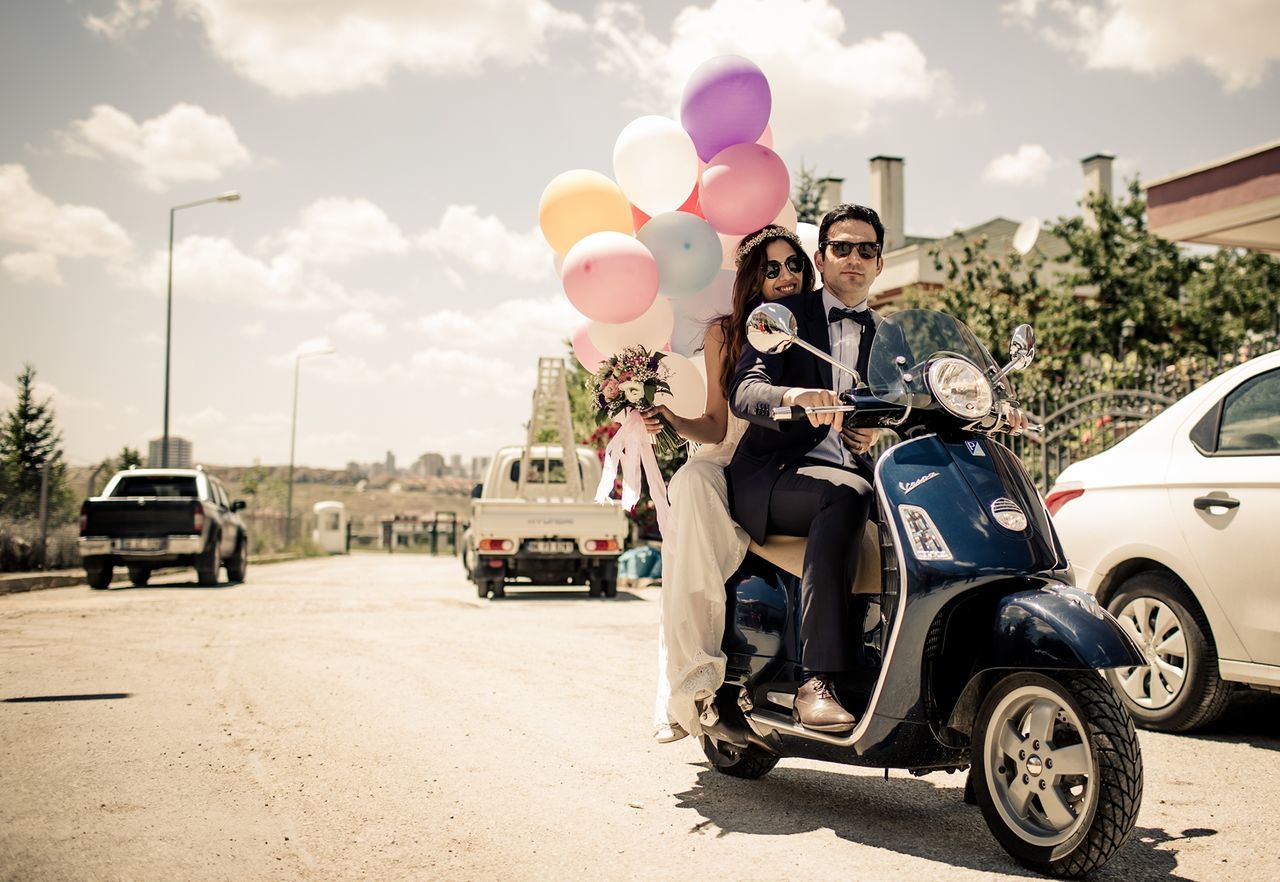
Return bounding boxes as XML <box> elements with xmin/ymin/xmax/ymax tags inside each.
<box><xmin>726</xmin><ymin>287</ymin><xmax>881</xmax><ymax>544</ymax></box>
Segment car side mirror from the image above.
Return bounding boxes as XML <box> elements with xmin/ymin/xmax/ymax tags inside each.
<box><xmin>231</xmin><ymin>499</ymin><xmax>247</xmax><ymax>512</ymax></box>
<box><xmin>470</xmin><ymin>483</ymin><xmax>483</xmax><ymax>499</ymax></box>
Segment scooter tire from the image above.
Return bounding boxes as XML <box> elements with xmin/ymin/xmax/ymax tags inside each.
<box><xmin>971</xmin><ymin>671</ymin><xmax>1142</xmax><ymax>878</ymax></box>
<box><xmin>700</xmin><ymin>736</ymin><xmax>779</xmax><ymax>780</ymax></box>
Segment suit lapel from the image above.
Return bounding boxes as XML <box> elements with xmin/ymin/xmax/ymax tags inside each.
<box><xmin>802</xmin><ymin>288</ymin><xmax>833</xmax><ymax>390</ymax></box>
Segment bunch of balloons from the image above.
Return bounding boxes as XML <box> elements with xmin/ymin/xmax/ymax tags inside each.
<box><xmin>539</xmin><ymin>55</ymin><xmax>813</xmax><ymax>422</ymax></box>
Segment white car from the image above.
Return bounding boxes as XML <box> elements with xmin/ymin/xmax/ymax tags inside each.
<box><xmin>1048</xmin><ymin>349</ymin><xmax>1280</xmax><ymax>732</ymax></box>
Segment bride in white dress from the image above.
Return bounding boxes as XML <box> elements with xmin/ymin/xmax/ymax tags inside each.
<box><xmin>642</xmin><ymin>225</ymin><xmax>816</xmax><ymax>742</ymax></box>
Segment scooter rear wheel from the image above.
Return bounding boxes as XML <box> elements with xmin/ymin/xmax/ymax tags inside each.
<box><xmin>971</xmin><ymin>671</ymin><xmax>1142</xmax><ymax>878</ymax></box>
<box><xmin>700</xmin><ymin>736</ymin><xmax>779</xmax><ymax>780</ymax></box>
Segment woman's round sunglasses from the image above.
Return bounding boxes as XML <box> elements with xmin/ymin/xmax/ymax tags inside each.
<box><xmin>763</xmin><ymin>254</ymin><xmax>805</xmax><ymax>279</ymax></box>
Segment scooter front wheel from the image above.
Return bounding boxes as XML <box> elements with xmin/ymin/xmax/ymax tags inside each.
<box><xmin>971</xmin><ymin>671</ymin><xmax>1142</xmax><ymax>878</ymax></box>
<box><xmin>700</xmin><ymin>736</ymin><xmax>779</xmax><ymax>780</ymax></box>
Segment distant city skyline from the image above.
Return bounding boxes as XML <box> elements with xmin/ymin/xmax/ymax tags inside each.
<box><xmin>3</xmin><ymin>1</ymin><xmax>1277</xmax><ymax>467</ymax></box>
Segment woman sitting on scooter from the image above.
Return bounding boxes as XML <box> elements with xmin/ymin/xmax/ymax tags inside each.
<box><xmin>642</xmin><ymin>225</ymin><xmax>815</xmax><ymax>743</ymax></box>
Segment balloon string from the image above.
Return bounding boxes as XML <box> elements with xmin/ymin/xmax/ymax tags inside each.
<box><xmin>594</xmin><ymin>410</ymin><xmax>674</xmax><ymax>556</ymax></box>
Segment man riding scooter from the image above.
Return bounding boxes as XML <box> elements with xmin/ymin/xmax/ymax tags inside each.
<box><xmin>728</xmin><ymin>203</ymin><xmax>1023</xmax><ymax>731</ymax></box>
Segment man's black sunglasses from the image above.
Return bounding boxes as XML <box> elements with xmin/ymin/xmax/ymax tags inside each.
<box><xmin>764</xmin><ymin>255</ymin><xmax>805</xmax><ymax>279</ymax></box>
<box><xmin>821</xmin><ymin>239</ymin><xmax>881</xmax><ymax>260</ymax></box>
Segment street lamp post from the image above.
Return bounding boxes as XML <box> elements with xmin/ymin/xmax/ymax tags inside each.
<box><xmin>162</xmin><ymin>190</ymin><xmax>241</xmax><ymax>467</ymax></box>
<box><xmin>286</xmin><ymin>347</ymin><xmax>336</xmax><ymax>545</ymax></box>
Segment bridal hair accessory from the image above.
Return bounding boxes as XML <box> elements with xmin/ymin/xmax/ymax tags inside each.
<box><xmin>734</xmin><ymin>225</ymin><xmax>804</xmax><ymax>269</ymax></box>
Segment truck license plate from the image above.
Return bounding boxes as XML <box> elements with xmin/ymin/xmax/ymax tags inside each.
<box><xmin>528</xmin><ymin>540</ymin><xmax>574</xmax><ymax>554</ymax></box>
<box><xmin>119</xmin><ymin>538</ymin><xmax>164</xmax><ymax>551</ymax></box>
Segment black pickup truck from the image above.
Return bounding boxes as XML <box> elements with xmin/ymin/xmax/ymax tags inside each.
<box><xmin>78</xmin><ymin>468</ymin><xmax>249</xmax><ymax>588</ymax></box>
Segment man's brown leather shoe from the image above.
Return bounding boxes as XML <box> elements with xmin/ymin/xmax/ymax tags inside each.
<box><xmin>794</xmin><ymin>676</ymin><xmax>856</xmax><ymax>732</ymax></box>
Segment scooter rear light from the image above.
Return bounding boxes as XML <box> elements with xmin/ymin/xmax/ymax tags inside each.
<box><xmin>584</xmin><ymin>539</ymin><xmax>619</xmax><ymax>552</ymax></box>
<box><xmin>479</xmin><ymin>539</ymin><xmax>515</xmax><ymax>552</ymax></box>
<box><xmin>1045</xmin><ymin>487</ymin><xmax>1085</xmax><ymax>516</ymax></box>
<box><xmin>897</xmin><ymin>504</ymin><xmax>953</xmax><ymax>561</ymax></box>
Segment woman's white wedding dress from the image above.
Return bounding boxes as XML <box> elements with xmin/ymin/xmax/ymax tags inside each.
<box><xmin>654</xmin><ymin>412</ymin><xmax>750</xmax><ymax>738</ymax></box>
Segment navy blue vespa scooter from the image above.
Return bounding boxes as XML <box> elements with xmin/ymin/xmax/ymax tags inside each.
<box><xmin>697</xmin><ymin>304</ymin><xmax>1145</xmax><ymax>879</ymax></box>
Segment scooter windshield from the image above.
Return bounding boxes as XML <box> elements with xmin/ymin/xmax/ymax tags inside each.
<box><xmin>866</xmin><ymin>309</ymin><xmax>999</xmax><ymax>407</ymax></box>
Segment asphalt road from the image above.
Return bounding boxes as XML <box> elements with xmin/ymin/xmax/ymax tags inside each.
<box><xmin>2</xmin><ymin>555</ymin><xmax>1277</xmax><ymax>881</ymax></box>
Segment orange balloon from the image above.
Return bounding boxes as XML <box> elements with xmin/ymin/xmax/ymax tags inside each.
<box><xmin>538</xmin><ymin>170</ymin><xmax>634</xmax><ymax>256</ymax></box>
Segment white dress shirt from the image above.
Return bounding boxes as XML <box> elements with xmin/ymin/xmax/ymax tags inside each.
<box><xmin>807</xmin><ymin>288</ymin><xmax>871</xmax><ymax>467</ymax></box>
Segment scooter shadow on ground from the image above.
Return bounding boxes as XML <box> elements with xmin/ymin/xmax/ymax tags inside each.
<box><xmin>674</xmin><ymin>764</ymin><xmax>1195</xmax><ymax>880</ymax></box>
<box><xmin>1181</xmin><ymin>691</ymin><xmax>1280</xmax><ymax>751</ymax></box>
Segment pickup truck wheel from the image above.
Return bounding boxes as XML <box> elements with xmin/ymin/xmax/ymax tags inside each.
<box><xmin>225</xmin><ymin>535</ymin><xmax>248</xmax><ymax>583</ymax></box>
<box><xmin>196</xmin><ymin>531</ymin><xmax>222</xmax><ymax>586</ymax></box>
<box><xmin>489</xmin><ymin>580</ymin><xmax>505</xmax><ymax>599</ymax></box>
<box><xmin>600</xmin><ymin>578</ymin><xmax>618</xmax><ymax>599</ymax></box>
<box><xmin>127</xmin><ymin>565</ymin><xmax>151</xmax><ymax>587</ymax></box>
<box><xmin>85</xmin><ymin>561</ymin><xmax>113</xmax><ymax>590</ymax></box>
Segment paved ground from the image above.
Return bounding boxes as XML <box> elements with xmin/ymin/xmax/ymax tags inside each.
<box><xmin>2</xmin><ymin>555</ymin><xmax>1277</xmax><ymax>881</ymax></box>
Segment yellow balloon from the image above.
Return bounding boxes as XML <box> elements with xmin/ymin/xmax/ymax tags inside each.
<box><xmin>538</xmin><ymin>170</ymin><xmax>634</xmax><ymax>256</ymax></box>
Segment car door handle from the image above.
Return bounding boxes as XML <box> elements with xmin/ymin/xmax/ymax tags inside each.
<box><xmin>1193</xmin><ymin>495</ymin><xmax>1240</xmax><ymax>512</ymax></box>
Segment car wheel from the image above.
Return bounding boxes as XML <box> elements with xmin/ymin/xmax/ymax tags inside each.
<box><xmin>1105</xmin><ymin>572</ymin><xmax>1232</xmax><ymax>732</ymax></box>
<box><xmin>127</xmin><ymin>565</ymin><xmax>151</xmax><ymax>587</ymax></box>
<box><xmin>489</xmin><ymin>579</ymin><xmax>505</xmax><ymax>599</ymax></box>
<box><xmin>85</xmin><ymin>560</ymin><xmax>113</xmax><ymax>590</ymax></box>
<box><xmin>196</xmin><ymin>531</ymin><xmax>222</xmax><ymax>586</ymax></box>
<box><xmin>225</xmin><ymin>535</ymin><xmax>248</xmax><ymax>583</ymax></box>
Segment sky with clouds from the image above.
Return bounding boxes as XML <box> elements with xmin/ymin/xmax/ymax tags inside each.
<box><xmin>2</xmin><ymin>0</ymin><xmax>1277</xmax><ymax>469</ymax></box>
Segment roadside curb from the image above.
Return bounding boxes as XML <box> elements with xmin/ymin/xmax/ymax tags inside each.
<box><xmin>0</xmin><ymin>553</ymin><xmax>305</xmax><ymax>596</ymax></box>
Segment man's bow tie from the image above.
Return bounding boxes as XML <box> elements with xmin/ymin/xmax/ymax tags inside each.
<box><xmin>828</xmin><ymin>306</ymin><xmax>874</xmax><ymax>329</ymax></box>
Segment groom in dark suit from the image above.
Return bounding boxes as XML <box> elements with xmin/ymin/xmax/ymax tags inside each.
<box><xmin>727</xmin><ymin>203</ymin><xmax>886</xmax><ymax>732</ymax></box>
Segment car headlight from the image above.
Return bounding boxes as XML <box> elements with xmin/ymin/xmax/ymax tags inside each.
<box><xmin>927</xmin><ymin>357</ymin><xmax>995</xmax><ymax>419</ymax></box>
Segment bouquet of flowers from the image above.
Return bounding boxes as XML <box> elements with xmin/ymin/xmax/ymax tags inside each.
<box><xmin>591</xmin><ymin>345</ymin><xmax>684</xmax><ymax>458</ymax></box>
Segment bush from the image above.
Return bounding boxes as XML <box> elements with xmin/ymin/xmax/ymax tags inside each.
<box><xmin>0</xmin><ymin>517</ymin><xmax>80</xmax><ymax>572</ymax></box>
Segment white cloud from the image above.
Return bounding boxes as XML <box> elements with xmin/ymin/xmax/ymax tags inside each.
<box><xmin>262</xmin><ymin>198</ymin><xmax>410</xmax><ymax>264</ymax></box>
<box><xmin>84</xmin><ymin>0</ymin><xmax>162</xmax><ymax>39</ymax></box>
<box><xmin>31</xmin><ymin>381</ymin><xmax>102</xmax><ymax>412</ymax></box>
<box><xmin>0</xmin><ymin>164</ymin><xmax>132</xmax><ymax>281</ymax></box>
<box><xmin>1</xmin><ymin>252</ymin><xmax>63</xmax><ymax>285</ymax></box>
<box><xmin>1003</xmin><ymin>0</ymin><xmax>1280</xmax><ymax>92</ymax></box>
<box><xmin>241</xmin><ymin>321</ymin><xmax>266</xmax><ymax>337</ymax></box>
<box><xmin>332</xmin><ymin>310</ymin><xmax>388</xmax><ymax>341</ymax></box>
<box><xmin>591</xmin><ymin>0</ymin><xmax>946</xmax><ymax>145</ymax></box>
<box><xmin>177</xmin><ymin>406</ymin><xmax>227</xmax><ymax>430</ymax></box>
<box><xmin>63</xmin><ymin>102</ymin><xmax>251</xmax><ymax>191</ymax></box>
<box><xmin>416</xmin><ymin>205</ymin><xmax>554</xmax><ymax>282</ymax></box>
<box><xmin>127</xmin><ymin>236</ymin><xmax>398</xmax><ymax>312</ymax></box>
<box><xmin>170</xmin><ymin>0</ymin><xmax>587</xmax><ymax>97</ymax></box>
<box><xmin>983</xmin><ymin>144</ymin><xmax>1054</xmax><ymax>184</ymax></box>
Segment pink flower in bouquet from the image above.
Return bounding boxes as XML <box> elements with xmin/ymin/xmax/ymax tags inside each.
<box><xmin>602</xmin><ymin>379</ymin><xmax>621</xmax><ymax>400</ymax></box>
<box><xmin>619</xmin><ymin>370</ymin><xmax>633</xmax><ymax>381</ymax></box>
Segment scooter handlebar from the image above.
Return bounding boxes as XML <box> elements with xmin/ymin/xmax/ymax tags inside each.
<box><xmin>771</xmin><ymin>405</ymin><xmax>809</xmax><ymax>421</ymax></box>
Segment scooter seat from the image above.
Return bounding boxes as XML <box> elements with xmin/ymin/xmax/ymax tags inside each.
<box><xmin>747</xmin><ymin>522</ymin><xmax>881</xmax><ymax>595</ymax></box>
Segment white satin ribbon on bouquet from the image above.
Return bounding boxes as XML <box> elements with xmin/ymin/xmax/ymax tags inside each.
<box><xmin>594</xmin><ymin>409</ymin><xmax>673</xmax><ymax>547</ymax></box>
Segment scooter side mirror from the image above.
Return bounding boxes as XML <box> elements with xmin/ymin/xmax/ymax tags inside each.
<box><xmin>745</xmin><ymin>302</ymin><xmax>799</xmax><ymax>354</ymax></box>
<box><xmin>1009</xmin><ymin>324</ymin><xmax>1035</xmax><ymax>371</ymax></box>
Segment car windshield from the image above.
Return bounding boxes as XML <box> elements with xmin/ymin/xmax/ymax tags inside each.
<box><xmin>866</xmin><ymin>309</ymin><xmax>999</xmax><ymax>407</ymax></box>
<box><xmin>113</xmin><ymin>476</ymin><xmax>198</xmax><ymax>497</ymax></box>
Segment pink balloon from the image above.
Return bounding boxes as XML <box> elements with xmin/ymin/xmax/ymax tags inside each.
<box><xmin>572</xmin><ymin>323</ymin><xmax>605</xmax><ymax>373</ymax></box>
<box><xmin>700</xmin><ymin>144</ymin><xmax>790</xmax><ymax>236</ymax></box>
<box><xmin>561</xmin><ymin>231</ymin><xmax>658</xmax><ymax>323</ymax></box>
<box><xmin>756</xmin><ymin>123</ymin><xmax>773</xmax><ymax>149</ymax></box>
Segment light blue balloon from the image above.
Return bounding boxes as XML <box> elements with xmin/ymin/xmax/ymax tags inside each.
<box><xmin>637</xmin><ymin>212</ymin><xmax>723</xmax><ymax>299</ymax></box>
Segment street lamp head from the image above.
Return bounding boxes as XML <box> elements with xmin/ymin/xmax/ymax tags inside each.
<box><xmin>216</xmin><ymin>191</ymin><xmax>241</xmax><ymax>202</ymax></box>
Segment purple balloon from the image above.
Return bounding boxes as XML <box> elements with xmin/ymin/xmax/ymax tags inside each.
<box><xmin>680</xmin><ymin>55</ymin><xmax>771</xmax><ymax>163</ymax></box>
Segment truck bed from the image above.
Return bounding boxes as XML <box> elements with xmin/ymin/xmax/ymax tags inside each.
<box><xmin>469</xmin><ymin>500</ymin><xmax>626</xmax><ymax>540</ymax></box>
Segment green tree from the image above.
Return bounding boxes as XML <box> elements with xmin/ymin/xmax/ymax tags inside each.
<box><xmin>0</xmin><ymin>364</ymin><xmax>73</xmax><ymax>520</ymax></box>
<box><xmin>117</xmin><ymin>445</ymin><xmax>142</xmax><ymax>471</ymax></box>
<box><xmin>791</xmin><ymin>160</ymin><xmax>823</xmax><ymax>225</ymax></box>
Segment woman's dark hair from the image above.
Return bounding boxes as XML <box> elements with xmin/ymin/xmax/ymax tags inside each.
<box><xmin>714</xmin><ymin>226</ymin><xmax>815</xmax><ymax>397</ymax></box>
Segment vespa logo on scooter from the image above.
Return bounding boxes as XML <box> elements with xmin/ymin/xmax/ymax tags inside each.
<box><xmin>899</xmin><ymin>471</ymin><xmax>940</xmax><ymax>495</ymax></box>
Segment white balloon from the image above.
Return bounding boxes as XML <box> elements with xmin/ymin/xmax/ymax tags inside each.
<box><xmin>654</xmin><ymin>352</ymin><xmax>707</xmax><ymax>419</ymax></box>
<box><xmin>797</xmin><ymin>222</ymin><xmax>821</xmax><ymax>265</ymax></box>
<box><xmin>613</xmin><ymin>116</ymin><xmax>700</xmax><ymax>218</ymax></box>
<box><xmin>588</xmin><ymin>296</ymin><xmax>675</xmax><ymax>356</ymax></box>
<box><xmin>772</xmin><ymin>199</ymin><xmax>798</xmax><ymax>232</ymax></box>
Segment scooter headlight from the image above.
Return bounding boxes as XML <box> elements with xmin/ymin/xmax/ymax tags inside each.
<box><xmin>927</xmin><ymin>357</ymin><xmax>995</xmax><ymax>420</ymax></box>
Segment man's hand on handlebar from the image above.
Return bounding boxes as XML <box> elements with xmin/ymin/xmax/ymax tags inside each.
<box><xmin>783</xmin><ymin>388</ymin><xmax>843</xmax><ymax>432</ymax></box>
